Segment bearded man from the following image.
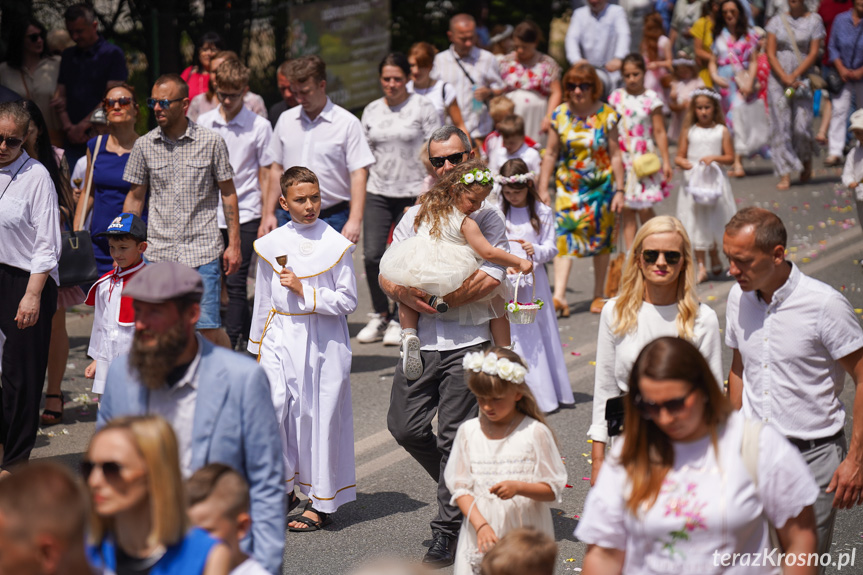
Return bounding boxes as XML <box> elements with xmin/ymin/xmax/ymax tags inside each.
<box><xmin>97</xmin><ymin>261</ymin><xmax>285</xmax><ymax>575</ymax></box>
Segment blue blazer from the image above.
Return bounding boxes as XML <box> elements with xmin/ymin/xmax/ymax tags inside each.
<box><xmin>99</xmin><ymin>339</ymin><xmax>285</xmax><ymax>574</ymax></box>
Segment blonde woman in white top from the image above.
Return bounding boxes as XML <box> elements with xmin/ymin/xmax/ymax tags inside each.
<box><xmin>589</xmin><ymin>215</ymin><xmax>723</xmax><ymax>484</ymax></box>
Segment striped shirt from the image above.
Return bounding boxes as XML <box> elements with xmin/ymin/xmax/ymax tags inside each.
<box><xmin>123</xmin><ymin>120</ymin><xmax>234</xmax><ymax>268</ymax></box>
<box><xmin>432</xmin><ymin>46</ymin><xmax>504</xmax><ymax>138</ymax></box>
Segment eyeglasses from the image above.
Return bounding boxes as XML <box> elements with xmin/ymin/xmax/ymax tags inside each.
<box><xmin>80</xmin><ymin>460</ymin><xmax>124</xmax><ymax>481</ymax></box>
<box><xmin>635</xmin><ymin>388</ymin><xmax>696</xmax><ymax>419</ymax></box>
<box><xmin>27</xmin><ymin>33</ymin><xmax>42</xmax><ymax>42</ymax></box>
<box><xmin>566</xmin><ymin>82</ymin><xmax>594</xmax><ymax>93</ymax></box>
<box><xmin>0</xmin><ymin>135</ymin><xmax>24</xmax><ymax>149</ymax></box>
<box><xmin>641</xmin><ymin>249</ymin><xmax>682</xmax><ymax>265</ymax></box>
<box><xmin>428</xmin><ymin>151</ymin><xmax>467</xmax><ymax>169</ymax></box>
<box><xmin>147</xmin><ymin>97</ymin><xmax>184</xmax><ymax>109</ymax></box>
<box><xmin>216</xmin><ymin>91</ymin><xmax>243</xmax><ymax>101</ymax></box>
<box><xmin>103</xmin><ymin>97</ymin><xmax>133</xmax><ymax>109</ymax></box>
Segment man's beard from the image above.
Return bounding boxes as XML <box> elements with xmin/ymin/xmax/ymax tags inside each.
<box><xmin>128</xmin><ymin>322</ymin><xmax>192</xmax><ymax>390</ymax></box>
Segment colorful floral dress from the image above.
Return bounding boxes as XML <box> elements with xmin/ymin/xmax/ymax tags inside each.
<box><xmin>499</xmin><ymin>52</ymin><xmax>561</xmax><ymax>143</ymax></box>
<box><xmin>549</xmin><ymin>103</ymin><xmax>620</xmax><ymax>257</ymax></box>
<box><xmin>608</xmin><ymin>88</ymin><xmax>672</xmax><ymax>209</ymax></box>
<box><xmin>712</xmin><ymin>28</ymin><xmax>760</xmax><ymax>136</ymax></box>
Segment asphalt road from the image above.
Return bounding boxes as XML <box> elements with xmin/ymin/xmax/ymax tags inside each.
<box><xmin>31</xmin><ymin>153</ymin><xmax>863</xmax><ymax>574</ymax></box>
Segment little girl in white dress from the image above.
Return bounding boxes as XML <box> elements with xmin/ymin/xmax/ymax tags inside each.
<box><xmin>380</xmin><ymin>160</ymin><xmax>533</xmax><ymax>381</ymax></box>
<box><xmin>444</xmin><ymin>347</ymin><xmax>568</xmax><ymax>575</ymax></box>
<box><xmin>675</xmin><ymin>88</ymin><xmax>737</xmax><ymax>283</ymax></box>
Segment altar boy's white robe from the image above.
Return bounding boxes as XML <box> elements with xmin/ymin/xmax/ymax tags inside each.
<box><xmin>248</xmin><ymin>219</ymin><xmax>358</xmax><ymax>513</ymax></box>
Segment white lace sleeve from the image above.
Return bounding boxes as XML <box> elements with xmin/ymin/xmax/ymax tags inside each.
<box><xmin>531</xmin><ymin>422</ymin><xmax>568</xmax><ymax>502</ymax></box>
<box><xmin>444</xmin><ymin>423</ymin><xmax>475</xmax><ymax>504</ymax></box>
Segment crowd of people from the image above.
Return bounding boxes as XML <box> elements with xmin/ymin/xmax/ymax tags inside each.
<box><xmin>1</xmin><ymin>2</ymin><xmax>863</xmax><ymax>574</ymax></box>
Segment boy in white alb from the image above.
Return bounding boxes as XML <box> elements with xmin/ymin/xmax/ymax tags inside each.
<box><xmin>248</xmin><ymin>166</ymin><xmax>358</xmax><ymax>531</ymax></box>
<box><xmin>84</xmin><ymin>213</ymin><xmax>147</xmax><ymax>394</ymax></box>
<box><xmin>487</xmin><ymin>115</ymin><xmax>541</xmax><ymax>203</ymax></box>
<box><xmin>197</xmin><ymin>59</ymin><xmax>274</xmax><ymax>350</ymax></box>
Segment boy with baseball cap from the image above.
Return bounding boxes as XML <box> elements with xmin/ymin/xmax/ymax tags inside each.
<box><xmin>84</xmin><ymin>213</ymin><xmax>147</xmax><ymax>394</ymax></box>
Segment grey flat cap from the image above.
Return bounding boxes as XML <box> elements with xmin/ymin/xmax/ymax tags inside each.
<box><xmin>123</xmin><ymin>261</ymin><xmax>204</xmax><ymax>303</ymax></box>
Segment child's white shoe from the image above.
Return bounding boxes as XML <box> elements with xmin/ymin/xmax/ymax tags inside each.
<box><xmin>401</xmin><ymin>330</ymin><xmax>423</xmax><ymax>381</ymax></box>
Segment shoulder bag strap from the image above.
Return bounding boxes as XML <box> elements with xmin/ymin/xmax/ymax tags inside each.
<box><xmin>452</xmin><ymin>54</ymin><xmax>477</xmax><ymax>85</ymax></box>
<box><xmin>77</xmin><ymin>134</ymin><xmax>103</xmax><ymax>231</ymax></box>
<box><xmin>780</xmin><ymin>12</ymin><xmax>805</xmax><ymax>68</ymax></box>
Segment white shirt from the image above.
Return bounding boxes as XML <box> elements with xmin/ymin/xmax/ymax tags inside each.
<box><xmin>591</xmin><ymin>299</ymin><xmax>723</xmax><ymax>443</ymax></box>
<box><xmin>725</xmin><ymin>263</ymin><xmax>863</xmax><ymax>440</ymax></box>
<box><xmin>147</xmin><ymin>334</ymin><xmax>203</xmax><ymax>478</ymax></box>
<box><xmin>488</xmin><ymin>142</ymin><xmax>541</xmax><ymax>176</ymax></box>
<box><xmin>842</xmin><ymin>144</ymin><xmax>863</xmax><ymax>201</ymax></box>
<box><xmin>231</xmin><ymin>556</ymin><xmax>270</xmax><ymax>575</ymax></box>
<box><xmin>565</xmin><ymin>4</ymin><xmax>631</xmax><ymax>82</ymax></box>
<box><xmin>263</xmin><ymin>98</ymin><xmax>375</xmax><ymax>209</ymax></box>
<box><xmin>0</xmin><ymin>151</ymin><xmax>61</xmax><ymax>284</ymax></box>
<box><xmin>577</xmin><ymin>411</ymin><xmax>819</xmax><ymax>574</ymax></box>
<box><xmin>197</xmin><ymin>106</ymin><xmax>273</xmax><ymax>226</ymax></box>
<box><xmin>407</xmin><ymin>80</ymin><xmax>457</xmax><ymax>127</ymax></box>
<box><xmin>432</xmin><ymin>46</ymin><xmax>505</xmax><ymax>138</ymax></box>
<box><xmin>391</xmin><ymin>203</ymin><xmax>508</xmax><ymax>351</ymax></box>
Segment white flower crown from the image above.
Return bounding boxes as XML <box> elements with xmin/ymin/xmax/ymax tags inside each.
<box><xmin>461</xmin><ymin>169</ymin><xmax>494</xmax><ymax>186</ymax></box>
<box><xmin>494</xmin><ymin>172</ymin><xmax>535</xmax><ymax>185</ymax></box>
<box><xmin>462</xmin><ymin>351</ymin><xmax>528</xmax><ymax>384</ymax></box>
<box><xmin>691</xmin><ymin>88</ymin><xmax>722</xmax><ymax>102</ymax></box>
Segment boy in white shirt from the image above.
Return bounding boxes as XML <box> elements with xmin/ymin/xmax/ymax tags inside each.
<box><xmin>187</xmin><ymin>463</ymin><xmax>272</xmax><ymax>575</ymax></box>
<box><xmin>83</xmin><ymin>213</ymin><xmax>147</xmax><ymax>394</ymax></box>
<box><xmin>488</xmin><ymin>115</ymin><xmax>542</xmax><ymax>202</ymax></box>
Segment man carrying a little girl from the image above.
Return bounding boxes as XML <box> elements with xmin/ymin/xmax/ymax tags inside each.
<box><xmin>380</xmin><ymin>125</ymin><xmax>511</xmax><ymax>568</ymax></box>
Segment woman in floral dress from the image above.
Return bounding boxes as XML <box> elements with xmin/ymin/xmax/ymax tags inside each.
<box><xmin>499</xmin><ymin>21</ymin><xmax>562</xmax><ymax>144</ymax></box>
<box><xmin>709</xmin><ymin>0</ymin><xmax>760</xmax><ymax>177</ymax></box>
<box><xmin>538</xmin><ymin>63</ymin><xmax>625</xmax><ymax>317</ymax></box>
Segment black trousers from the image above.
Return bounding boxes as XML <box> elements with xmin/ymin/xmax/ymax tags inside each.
<box><xmin>0</xmin><ymin>264</ymin><xmax>57</xmax><ymax>470</ymax></box>
<box><xmin>221</xmin><ymin>219</ymin><xmax>259</xmax><ymax>349</ymax></box>
<box><xmin>363</xmin><ymin>193</ymin><xmax>417</xmax><ymax>317</ymax></box>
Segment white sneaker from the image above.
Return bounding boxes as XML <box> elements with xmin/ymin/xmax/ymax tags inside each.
<box><xmin>382</xmin><ymin>320</ymin><xmax>402</xmax><ymax>346</ymax></box>
<box><xmin>402</xmin><ymin>331</ymin><xmax>423</xmax><ymax>380</ymax></box>
<box><xmin>357</xmin><ymin>313</ymin><xmax>388</xmax><ymax>343</ymax></box>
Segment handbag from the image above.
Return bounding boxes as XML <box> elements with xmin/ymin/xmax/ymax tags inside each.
<box><xmin>731</xmin><ymin>97</ymin><xmax>770</xmax><ymax>155</ymax></box>
<box><xmin>780</xmin><ymin>13</ymin><xmax>827</xmax><ymax>91</ymax></box>
<box><xmin>604</xmin><ymin>216</ymin><xmax>626</xmax><ymax>298</ymax></box>
<box><xmin>605</xmin><ymin>394</ymin><xmax>626</xmax><ymax>437</ymax></box>
<box><xmin>686</xmin><ymin>161</ymin><xmax>726</xmax><ymax>205</ymax></box>
<box><xmin>825</xmin><ymin>67</ymin><xmax>844</xmax><ymax>95</ymax></box>
<box><xmin>623</xmin><ymin>110</ymin><xmax>662</xmax><ymax>179</ymax></box>
<box><xmin>58</xmin><ymin>135</ymin><xmax>102</xmax><ymax>287</ymax></box>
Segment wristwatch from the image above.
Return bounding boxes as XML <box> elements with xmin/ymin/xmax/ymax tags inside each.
<box><xmin>427</xmin><ymin>295</ymin><xmax>449</xmax><ymax>314</ymax></box>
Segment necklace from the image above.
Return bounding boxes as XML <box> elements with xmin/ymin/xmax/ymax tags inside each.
<box><xmin>480</xmin><ymin>412</ymin><xmax>521</xmax><ymax>440</ymax></box>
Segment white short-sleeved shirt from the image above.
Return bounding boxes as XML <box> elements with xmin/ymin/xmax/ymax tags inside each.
<box><xmin>488</xmin><ymin>142</ymin><xmax>542</xmax><ymax>176</ymax></box>
<box><xmin>391</xmin><ymin>203</ymin><xmax>508</xmax><ymax>351</ymax></box>
<box><xmin>197</xmin><ymin>106</ymin><xmax>273</xmax><ymax>227</ymax></box>
<box><xmin>263</xmin><ymin>98</ymin><xmax>375</xmax><ymax>209</ymax></box>
<box><xmin>565</xmin><ymin>4</ymin><xmax>631</xmax><ymax>82</ymax></box>
<box><xmin>725</xmin><ymin>263</ymin><xmax>863</xmax><ymax>440</ymax></box>
<box><xmin>432</xmin><ymin>46</ymin><xmax>504</xmax><ymax>138</ymax></box>
<box><xmin>576</xmin><ymin>411</ymin><xmax>819</xmax><ymax>574</ymax></box>
<box><xmin>231</xmin><ymin>556</ymin><xmax>270</xmax><ymax>575</ymax></box>
<box><xmin>407</xmin><ymin>80</ymin><xmax>457</xmax><ymax>127</ymax></box>
<box><xmin>361</xmin><ymin>94</ymin><xmax>440</xmax><ymax>198</ymax></box>
<box><xmin>590</xmin><ymin>299</ymin><xmax>723</xmax><ymax>443</ymax></box>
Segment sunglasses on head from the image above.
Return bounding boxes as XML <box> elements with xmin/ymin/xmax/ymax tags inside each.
<box><xmin>641</xmin><ymin>249</ymin><xmax>682</xmax><ymax>265</ymax></box>
<box><xmin>566</xmin><ymin>82</ymin><xmax>593</xmax><ymax>93</ymax></box>
<box><xmin>80</xmin><ymin>460</ymin><xmax>124</xmax><ymax>481</ymax></box>
<box><xmin>104</xmin><ymin>97</ymin><xmax>133</xmax><ymax>109</ymax></box>
<box><xmin>428</xmin><ymin>151</ymin><xmax>467</xmax><ymax>169</ymax></box>
<box><xmin>147</xmin><ymin>97</ymin><xmax>184</xmax><ymax>109</ymax></box>
<box><xmin>0</xmin><ymin>135</ymin><xmax>24</xmax><ymax>149</ymax></box>
<box><xmin>635</xmin><ymin>388</ymin><xmax>696</xmax><ymax>419</ymax></box>
<box><xmin>27</xmin><ymin>33</ymin><xmax>42</xmax><ymax>42</ymax></box>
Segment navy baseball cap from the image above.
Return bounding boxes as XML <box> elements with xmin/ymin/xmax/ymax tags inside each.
<box><xmin>96</xmin><ymin>213</ymin><xmax>147</xmax><ymax>241</ymax></box>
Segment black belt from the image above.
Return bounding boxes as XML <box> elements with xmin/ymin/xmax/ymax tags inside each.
<box><xmin>787</xmin><ymin>430</ymin><xmax>844</xmax><ymax>452</ymax></box>
<box><xmin>320</xmin><ymin>201</ymin><xmax>350</xmax><ymax>219</ymax></box>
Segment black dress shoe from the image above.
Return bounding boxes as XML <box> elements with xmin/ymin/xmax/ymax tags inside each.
<box><xmin>422</xmin><ymin>532</ymin><xmax>457</xmax><ymax>568</ymax></box>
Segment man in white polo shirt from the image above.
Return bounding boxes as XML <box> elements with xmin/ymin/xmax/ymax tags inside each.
<box><xmin>723</xmin><ymin>207</ymin><xmax>863</xmax><ymax>562</ymax></box>
<box><xmin>197</xmin><ymin>59</ymin><xmax>273</xmax><ymax>350</ymax></box>
<box><xmin>565</xmin><ymin>0</ymin><xmax>631</xmax><ymax>94</ymax></box>
<box><xmin>263</xmin><ymin>55</ymin><xmax>374</xmax><ymax>243</ymax></box>
<box><xmin>432</xmin><ymin>13</ymin><xmax>505</xmax><ymax>145</ymax></box>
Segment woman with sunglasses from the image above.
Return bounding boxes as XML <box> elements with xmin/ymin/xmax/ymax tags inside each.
<box><xmin>84</xmin><ymin>415</ymin><xmax>231</xmax><ymax>575</ymax></box>
<box><xmin>589</xmin><ymin>216</ymin><xmax>723</xmax><ymax>485</ymax></box>
<box><xmin>537</xmin><ymin>62</ymin><xmax>625</xmax><ymax>318</ymax></box>
<box><xmin>577</xmin><ymin>337</ymin><xmax>819</xmax><ymax>574</ymax></box>
<box><xmin>0</xmin><ymin>18</ymin><xmax>63</xmax><ymax>146</ymax></box>
<box><xmin>181</xmin><ymin>31</ymin><xmax>225</xmax><ymax>102</ymax></box>
<box><xmin>73</xmin><ymin>83</ymin><xmax>140</xmax><ymax>276</ymax></box>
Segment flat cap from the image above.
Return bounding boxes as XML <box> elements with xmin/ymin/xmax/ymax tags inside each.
<box><xmin>123</xmin><ymin>261</ymin><xmax>204</xmax><ymax>303</ymax></box>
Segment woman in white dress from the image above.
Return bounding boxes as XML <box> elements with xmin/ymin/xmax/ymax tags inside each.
<box><xmin>577</xmin><ymin>337</ymin><xmax>819</xmax><ymax>575</ymax></box>
<box><xmin>590</xmin><ymin>216</ymin><xmax>723</xmax><ymax>485</ymax></box>
<box><xmin>407</xmin><ymin>42</ymin><xmax>469</xmax><ymax>136</ymax></box>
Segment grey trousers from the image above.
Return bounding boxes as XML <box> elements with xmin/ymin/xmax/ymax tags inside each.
<box><xmin>387</xmin><ymin>343</ymin><xmax>482</xmax><ymax>538</ymax></box>
<box><xmin>799</xmin><ymin>434</ymin><xmax>847</xmax><ymax>568</ymax></box>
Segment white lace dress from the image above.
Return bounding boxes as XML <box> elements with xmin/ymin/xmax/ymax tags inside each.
<box><xmin>444</xmin><ymin>416</ymin><xmax>568</xmax><ymax>575</ymax></box>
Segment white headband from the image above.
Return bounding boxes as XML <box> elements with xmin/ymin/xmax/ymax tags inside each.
<box><xmin>463</xmin><ymin>351</ymin><xmax>528</xmax><ymax>384</ymax></box>
<box><xmin>692</xmin><ymin>88</ymin><xmax>722</xmax><ymax>101</ymax></box>
<box><xmin>494</xmin><ymin>172</ymin><xmax>535</xmax><ymax>185</ymax></box>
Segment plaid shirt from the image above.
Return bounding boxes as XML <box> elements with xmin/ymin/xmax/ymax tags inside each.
<box><xmin>123</xmin><ymin>120</ymin><xmax>234</xmax><ymax>268</ymax></box>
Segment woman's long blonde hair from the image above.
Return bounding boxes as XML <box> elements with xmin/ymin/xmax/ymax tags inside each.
<box><xmin>613</xmin><ymin>216</ymin><xmax>699</xmax><ymax>340</ymax></box>
<box><xmin>88</xmin><ymin>415</ymin><xmax>188</xmax><ymax>549</ymax></box>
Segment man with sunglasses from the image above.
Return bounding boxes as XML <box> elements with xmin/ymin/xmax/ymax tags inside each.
<box><xmin>123</xmin><ymin>73</ymin><xmax>241</xmax><ymax>350</ymax></box>
<box><xmin>98</xmin><ymin>262</ymin><xmax>284</xmax><ymax>574</ymax></box>
<box><xmin>380</xmin><ymin>125</ymin><xmax>511</xmax><ymax>568</ymax></box>
<box><xmin>564</xmin><ymin>0</ymin><xmax>631</xmax><ymax>93</ymax></box>
<box><xmin>723</xmin><ymin>207</ymin><xmax>863</xmax><ymax>564</ymax></box>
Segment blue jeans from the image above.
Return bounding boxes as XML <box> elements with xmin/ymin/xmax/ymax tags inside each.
<box><xmin>275</xmin><ymin>204</ymin><xmax>350</xmax><ymax>232</ymax></box>
<box><xmin>195</xmin><ymin>258</ymin><xmax>222</xmax><ymax>330</ymax></box>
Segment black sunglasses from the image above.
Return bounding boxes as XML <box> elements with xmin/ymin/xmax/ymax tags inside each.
<box><xmin>80</xmin><ymin>460</ymin><xmax>124</xmax><ymax>481</ymax></box>
<box><xmin>147</xmin><ymin>97</ymin><xmax>184</xmax><ymax>109</ymax></box>
<box><xmin>635</xmin><ymin>388</ymin><xmax>696</xmax><ymax>419</ymax></box>
<box><xmin>216</xmin><ymin>91</ymin><xmax>243</xmax><ymax>101</ymax></box>
<box><xmin>104</xmin><ymin>97</ymin><xmax>133</xmax><ymax>109</ymax></box>
<box><xmin>428</xmin><ymin>151</ymin><xmax>467</xmax><ymax>169</ymax></box>
<box><xmin>27</xmin><ymin>33</ymin><xmax>42</xmax><ymax>42</ymax></box>
<box><xmin>641</xmin><ymin>249</ymin><xmax>682</xmax><ymax>265</ymax></box>
<box><xmin>0</xmin><ymin>135</ymin><xmax>24</xmax><ymax>149</ymax></box>
<box><xmin>566</xmin><ymin>82</ymin><xmax>594</xmax><ymax>93</ymax></box>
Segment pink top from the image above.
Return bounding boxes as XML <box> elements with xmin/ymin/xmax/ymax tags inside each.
<box><xmin>181</xmin><ymin>67</ymin><xmax>210</xmax><ymax>101</ymax></box>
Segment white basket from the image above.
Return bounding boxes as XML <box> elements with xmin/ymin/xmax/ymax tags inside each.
<box><xmin>505</xmin><ymin>272</ymin><xmax>541</xmax><ymax>324</ymax></box>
